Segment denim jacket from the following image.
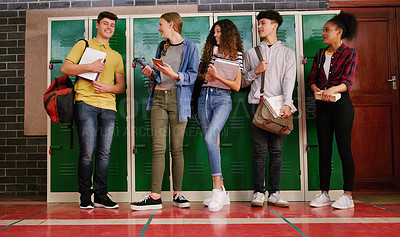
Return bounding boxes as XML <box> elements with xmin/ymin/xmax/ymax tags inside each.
<box><xmin>146</xmin><ymin>38</ymin><xmax>199</xmax><ymax>122</ymax></box>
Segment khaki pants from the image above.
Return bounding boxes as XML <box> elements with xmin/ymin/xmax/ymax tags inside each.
<box><xmin>150</xmin><ymin>88</ymin><xmax>187</xmax><ymax>194</ymax></box>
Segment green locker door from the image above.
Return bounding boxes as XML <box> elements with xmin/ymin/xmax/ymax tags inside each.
<box><xmin>50</xmin><ymin>20</ymin><xmax>85</xmax><ymax>192</ymax></box>
<box><xmin>181</xmin><ymin>16</ymin><xmax>212</xmax><ymax>191</ymax></box>
<box><xmin>92</xmin><ymin>19</ymin><xmax>128</xmax><ymax>191</ymax></box>
<box><xmin>277</xmin><ymin>15</ymin><xmax>301</xmax><ymax>190</ymax></box>
<box><xmin>303</xmin><ymin>14</ymin><xmax>343</xmax><ymax>190</ymax></box>
<box><xmin>217</xmin><ymin>15</ymin><xmax>254</xmax><ymax>190</ymax></box>
<box><xmin>133</xmin><ymin>18</ymin><xmax>170</xmax><ymax>191</ymax></box>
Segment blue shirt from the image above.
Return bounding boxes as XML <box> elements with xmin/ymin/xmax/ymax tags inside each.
<box><xmin>146</xmin><ymin>38</ymin><xmax>199</xmax><ymax>122</ymax></box>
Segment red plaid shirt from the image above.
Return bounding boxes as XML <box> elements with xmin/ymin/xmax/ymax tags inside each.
<box><xmin>308</xmin><ymin>44</ymin><xmax>358</xmax><ymax>91</ymax></box>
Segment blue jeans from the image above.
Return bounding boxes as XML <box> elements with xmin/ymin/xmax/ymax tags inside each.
<box><xmin>198</xmin><ymin>87</ymin><xmax>232</xmax><ymax>177</ymax></box>
<box><xmin>75</xmin><ymin>101</ymin><xmax>116</xmax><ymax>195</ymax></box>
<box><xmin>249</xmin><ymin>104</ymin><xmax>285</xmax><ymax>195</ymax></box>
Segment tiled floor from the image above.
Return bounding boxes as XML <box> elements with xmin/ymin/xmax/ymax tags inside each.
<box><xmin>1</xmin><ymin>195</ymin><xmax>400</xmax><ymax>237</ymax></box>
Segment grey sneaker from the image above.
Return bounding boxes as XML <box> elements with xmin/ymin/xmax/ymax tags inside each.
<box><xmin>310</xmin><ymin>193</ymin><xmax>331</xmax><ymax>207</ymax></box>
<box><xmin>331</xmin><ymin>194</ymin><xmax>354</xmax><ymax>209</ymax></box>
<box><xmin>251</xmin><ymin>192</ymin><xmax>265</xmax><ymax>207</ymax></box>
<box><xmin>267</xmin><ymin>191</ymin><xmax>289</xmax><ymax>207</ymax></box>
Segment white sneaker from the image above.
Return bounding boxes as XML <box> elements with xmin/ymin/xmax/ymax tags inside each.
<box><xmin>203</xmin><ymin>188</ymin><xmax>230</xmax><ymax>206</ymax></box>
<box><xmin>331</xmin><ymin>194</ymin><xmax>354</xmax><ymax>209</ymax></box>
<box><xmin>310</xmin><ymin>193</ymin><xmax>331</xmax><ymax>207</ymax></box>
<box><xmin>208</xmin><ymin>186</ymin><xmax>230</xmax><ymax>212</ymax></box>
<box><xmin>251</xmin><ymin>192</ymin><xmax>265</xmax><ymax>207</ymax></box>
<box><xmin>267</xmin><ymin>191</ymin><xmax>289</xmax><ymax>207</ymax></box>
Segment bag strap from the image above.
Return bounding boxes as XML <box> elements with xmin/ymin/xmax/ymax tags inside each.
<box><xmin>254</xmin><ymin>46</ymin><xmax>265</xmax><ymax>100</ymax></box>
<box><xmin>69</xmin><ymin>39</ymin><xmax>89</xmax><ymax>149</ymax></box>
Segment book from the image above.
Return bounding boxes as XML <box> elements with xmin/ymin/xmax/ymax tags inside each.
<box><xmin>315</xmin><ymin>91</ymin><xmax>341</xmax><ymax>102</ymax></box>
<box><xmin>77</xmin><ymin>47</ymin><xmax>107</xmax><ymax>81</ymax></box>
<box><xmin>263</xmin><ymin>95</ymin><xmax>297</xmax><ymax>118</ymax></box>
<box><xmin>207</xmin><ymin>58</ymin><xmax>240</xmax><ymax>90</ymax></box>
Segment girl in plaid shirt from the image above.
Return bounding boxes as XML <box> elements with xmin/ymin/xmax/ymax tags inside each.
<box><xmin>308</xmin><ymin>12</ymin><xmax>359</xmax><ymax>210</ymax></box>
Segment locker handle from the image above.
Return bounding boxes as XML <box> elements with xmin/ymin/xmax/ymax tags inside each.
<box><xmin>50</xmin><ymin>145</ymin><xmax>62</xmax><ymax>150</ymax></box>
<box><xmin>306</xmin><ymin>144</ymin><xmax>318</xmax><ymax>152</ymax></box>
<box><xmin>220</xmin><ymin>143</ymin><xmax>233</xmax><ymax>147</ymax></box>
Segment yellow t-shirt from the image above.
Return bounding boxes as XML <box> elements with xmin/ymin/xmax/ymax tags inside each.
<box><xmin>65</xmin><ymin>37</ymin><xmax>124</xmax><ymax>111</ymax></box>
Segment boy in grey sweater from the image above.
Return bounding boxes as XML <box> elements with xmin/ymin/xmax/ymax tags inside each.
<box><xmin>242</xmin><ymin>10</ymin><xmax>296</xmax><ymax>208</ymax></box>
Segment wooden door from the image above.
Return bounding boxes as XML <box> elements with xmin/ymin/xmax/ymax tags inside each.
<box><xmin>330</xmin><ymin>7</ymin><xmax>400</xmax><ymax>191</ymax></box>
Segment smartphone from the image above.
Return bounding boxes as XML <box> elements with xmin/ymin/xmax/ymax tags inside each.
<box><xmin>152</xmin><ymin>58</ymin><xmax>163</xmax><ymax>67</ymax></box>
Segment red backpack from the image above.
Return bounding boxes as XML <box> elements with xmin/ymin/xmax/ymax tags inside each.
<box><xmin>43</xmin><ymin>75</ymin><xmax>74</xmax><ymax>124</ymax></box>
<box><xmin>43</xmin><ymin>39</ymin><xmax>88</xmax><ymax>124</ymax></box>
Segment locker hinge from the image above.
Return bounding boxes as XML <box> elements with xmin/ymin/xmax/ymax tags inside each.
<box><xmin>133</xmin><ymin>147</ymin><xmax>137</xmax><ymax>155</ymax></box>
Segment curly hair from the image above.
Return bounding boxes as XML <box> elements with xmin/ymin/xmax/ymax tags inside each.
<box><xmin>200</xmin><ymin>19</ymin><xmax>243</xmax><ymax>73</ymax></box>
<box><xmin>328</xmin><ymin>11</ymin><xmax>358</xmax><ymax>41</ymax></box>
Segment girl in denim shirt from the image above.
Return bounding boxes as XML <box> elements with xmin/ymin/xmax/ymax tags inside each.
<box><xmin>131</xmin><ymin>12</ymin><xmax>199</xmax><ymax>211</ymax></box>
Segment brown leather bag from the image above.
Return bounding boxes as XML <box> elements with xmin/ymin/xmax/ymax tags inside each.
<box><xmin>251</xmin><ymin>46</ymin><xmax>294</xmax><ymax>135</ymax></box>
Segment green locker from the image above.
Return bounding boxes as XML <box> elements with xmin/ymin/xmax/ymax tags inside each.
<box><xmin>133</xmin><ymin>16</ymin><xmax>212</xmax><ymax>192</ymax></box>
<box><xmin>50</xmin><ymin>18</ymin><xmax>128</xmax><ymax>192</ymax></box>
<box><xmin>50</xmin><ymin>20</ymin><xmax>85</xmax><ymax>192</ymax></box>
<box><xmin>302</xmin><ymin>14</ymin><xmax>343</xmax><ymax>190</ymax></box>
<box><xmin>181</xmin><ymin>16</ymin><xmax>213</xmax><ymax>191</ymax></box>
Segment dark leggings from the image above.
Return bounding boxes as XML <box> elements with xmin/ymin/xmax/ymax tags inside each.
<box><xmin>316</xmin><ymin>92</ymin><xmax>355</xmax><ymax>192</ymax></box>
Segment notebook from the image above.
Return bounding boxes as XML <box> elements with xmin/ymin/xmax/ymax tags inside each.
<box><xmin>78</xmin><ymin>47</ymin><xmax>107</xmax><ymax>81</ymax></box>
<box><xmin>207</xmin><ymin>58</ymin><xmax>240</xmax><ymax>90</ymax></box>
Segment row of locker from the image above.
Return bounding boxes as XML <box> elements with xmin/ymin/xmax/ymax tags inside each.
<box><xmin>47</xmin><ymin>11</ymin><xmax>344</xmax><ymax>202</ymax></box>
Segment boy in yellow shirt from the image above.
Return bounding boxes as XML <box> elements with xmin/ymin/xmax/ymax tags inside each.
<box><xmin>61</xmin><ymin>11</ymin><xmax>125</xmax><ymax>209</ymax></box>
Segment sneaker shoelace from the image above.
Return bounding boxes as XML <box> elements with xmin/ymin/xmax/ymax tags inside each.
<box><xmin>138</xmin><ymin>196</ymin><xmax>151</xmax><ymax>204</ymax></box>
<box><xmin>336</xmin><ymin>195</ymin><xmax>349</xmax><ymax>205</ymax></box>
<box><xmin>175</xmin><ymin>193</ymin><xmax>185</xmax><ymax>201</ymax></box>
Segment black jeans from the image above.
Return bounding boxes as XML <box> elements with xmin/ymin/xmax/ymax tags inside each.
<box><xmin>249</xmin><ymin>104</ymin><xmax>285</xmax><ymax>195</ymax></box>
<box><xmin>316</xmin><ymin>92</ymin><xmax>355</xmax><ymax>191</ymax></box>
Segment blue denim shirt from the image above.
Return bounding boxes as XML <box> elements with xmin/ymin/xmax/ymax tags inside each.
<box><xmin>146</xmin><ymin>38</ymin><xmax>199</xmax><ymax>122</ymax></box>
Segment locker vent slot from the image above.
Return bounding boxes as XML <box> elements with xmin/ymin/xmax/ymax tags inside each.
<box><xmin>230</xmin><ymin>161</ymin><xmax>246</xmax><ymax>175</ymax></box>
<box><xmin>145</xmin><ymin>162</ymin><xmax>152</xmax><ymax>175</ymax></box>
<box><xmin>109</xmin><ymin>163</ymin><xmax>119</xmax><ymax>176</ymax></box>
<box><xmin>143</xmin><ymin>33</ymin><xmax>160</xmax><ymax>45</ymax></box>
<box><xmin>60</xmin><ymin>164</ymin><xmax>76</xmax><ymax>176</ymax></box>
<box><xmin>183</xmin><ymin>32</ymin><xmax>201</xmax><ymax>44</ymax></box>
<box><xmin>59</xmin><ymin>36</ymin><xmax>77</xmax><ymax>48</ymax></box>
<box><xmin>187</xmin><ymin>162</ymin><xmax>204</xmax><ymax>175</ymax></box>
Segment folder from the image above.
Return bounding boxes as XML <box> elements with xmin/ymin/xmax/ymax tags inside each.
<box><xmin>263</xmin><ymin>95</ymin><xmax>297</xmax><ymax>118</ymax></box>
<box><xmin>207</xmin><ymin>58</ymin><xmax>240</xmax><ymax>90</ymax></box>
<box><xmin>78</xmin><ymin>48</ymin><xmax>107</xmax><ymax>81</ymax></box>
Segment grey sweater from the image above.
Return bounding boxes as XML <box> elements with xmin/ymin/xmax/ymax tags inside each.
<box><xmin>242</xmin><ymin>41</ymin><xmax>296</xmax><ymax>111</ymax></box>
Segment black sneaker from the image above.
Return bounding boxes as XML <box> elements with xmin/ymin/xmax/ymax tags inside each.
<box><xmin>94</xmin><ymin>193</ymin><xmax>119</xmax><ymax>209</ymax></box>
<box><xmin>130</xmin><ymin>196</ymin><xmax>162</xmax><ymax>211</ymax></box>
<box><xmin>80</xmin><ymin>193</ymin><xmax>94</xmax><ymax>209</ymax></box>
<box><xmin>173</xmin><ymin>193</ymin><xmax>190</xmax><ymax>208</ymax></box>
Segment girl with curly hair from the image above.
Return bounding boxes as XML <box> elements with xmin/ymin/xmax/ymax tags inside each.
<box><xmin>197</xmin><ymin>19</ymin><xmax>243</xmax><ymax>212</ymax></box>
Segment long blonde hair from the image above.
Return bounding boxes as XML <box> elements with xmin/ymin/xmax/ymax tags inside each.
<box><xmin>160</xmin><ymin>12</ymin><xmax>183</xmax><ymax>56</ymax></box>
